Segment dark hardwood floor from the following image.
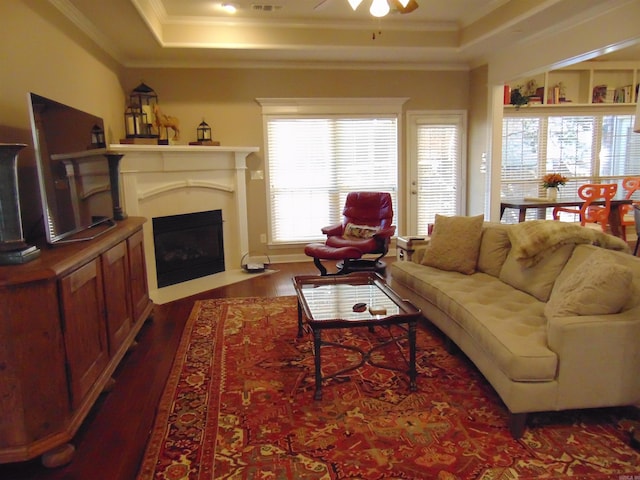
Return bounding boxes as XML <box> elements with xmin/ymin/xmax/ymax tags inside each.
<box><xmin>0</xmin><ymin>260</ymin><xmax>361</xmax><ymax>480</ymax></box>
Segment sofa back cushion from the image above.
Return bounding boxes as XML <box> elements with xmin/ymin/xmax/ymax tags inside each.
<box><xmin>499</xmin><ymin>243</ymin><xmax>574</xmax><ymax>302</ymax></box>
<box><xmin>477</xmin><ymin>223</ymin><xmax>512</xmax><ymax>277</ymax></box>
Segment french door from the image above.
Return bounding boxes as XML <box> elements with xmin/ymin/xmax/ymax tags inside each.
<box><xmin>406</xmin><ymin>111</ymin><xmax>467</xmax><ymax>235</ymax></box>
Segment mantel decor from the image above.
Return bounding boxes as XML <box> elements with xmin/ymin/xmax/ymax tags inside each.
<box><xmin>189</xmin><ymin>119</ymin><xmax>221</xmax><ymax>146</ymax></box>
<box><xmin>124</xmin><ymin>82</ymin><xmax>159</xmax><ymax>140</ymax></box>
<box><xmin>0</xmin><ymin>143</ymin><xmax>40</xmax><ymax>264</ymax></box>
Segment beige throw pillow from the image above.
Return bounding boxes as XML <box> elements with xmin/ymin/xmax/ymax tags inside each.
<box><xmin>421</xmin><ymin>214</ymin><xmax>484</xmax><ymax>275</ymax></box>
<box><xmin>545</xmin><ymin>250</ymin><xmax>632</xmax><ymax>318</ymax></box>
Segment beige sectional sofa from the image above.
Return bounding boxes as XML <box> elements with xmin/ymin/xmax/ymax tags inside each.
<box><xmin>390</xmin><ymin>217</ymin><xmax>640</xmax><ymax>438</ymax></box>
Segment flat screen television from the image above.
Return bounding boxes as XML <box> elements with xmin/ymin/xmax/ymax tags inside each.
<box><xmin>28</xmin><ymin>93</ymin><xmax>116</xmax><ymax>244</ymax></box>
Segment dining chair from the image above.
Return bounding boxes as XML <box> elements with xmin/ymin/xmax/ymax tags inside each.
<box><xmin>619</xmin><ymin>177</ymin><xmax>640</xmax><ymax>241</ymax></box>
<box><xmin>633</xmin><ymin>204</ymin><xmax>640</xmax><ymax>256</ymax></box>
<box><xmin>552</xmin><ymin>183</ymin><xmax>618</xmax><ymax>232</ymax></box>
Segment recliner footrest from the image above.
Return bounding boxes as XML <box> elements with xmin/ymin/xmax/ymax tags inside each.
<box><xmin>304</xmin><ymin>243</ymin><xmax>364</xmax><ymax>276</ymax></box>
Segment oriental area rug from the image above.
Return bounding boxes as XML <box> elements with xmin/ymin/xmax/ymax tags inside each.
<box><xmin>137</xmin><ymin>296</ymin><xmax>640</xmax><ymax>480</ymax></box>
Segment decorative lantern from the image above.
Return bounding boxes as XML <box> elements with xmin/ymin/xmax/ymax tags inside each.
<box><xmin>90</xmin><ymin>124</ymin><xmax>106</xmax><ymax>148</ymax></box>
<box><xmin>197</xmin><ymin>120</ymin><xmax>212</xmax><ymax>142</ymax></box>
<box><xmin>124</xmin><ymin>82</ymin><xmax>158</xmax><ymax>138</ymax></box>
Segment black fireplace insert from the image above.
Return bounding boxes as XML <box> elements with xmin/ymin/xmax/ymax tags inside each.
<box><xmin>152</xmin><ymin>210</ymin><xmax>225</xmax><ymax>288</ymax></box>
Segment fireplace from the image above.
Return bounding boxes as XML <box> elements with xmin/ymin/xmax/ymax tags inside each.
<box><xmin>152</xmin><ymin>210</ymin><xmax>225</xmax><ymax>288</ymax></box>
<box><xmin>115</xmin><ymin>145</ymin><xmax>258</xmax><ymax>302</ymax></box>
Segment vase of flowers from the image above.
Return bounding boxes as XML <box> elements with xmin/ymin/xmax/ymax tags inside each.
<box><xmin>542</xmin><ymin>173</ymin><xmax>568</xmax><ymax>201</ymax></box>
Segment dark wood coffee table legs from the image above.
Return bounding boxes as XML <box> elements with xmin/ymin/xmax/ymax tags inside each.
<box><xmin>310</xmin><ymin>320</ymin><xmax>417</xmax><ymax>401</ymax></box>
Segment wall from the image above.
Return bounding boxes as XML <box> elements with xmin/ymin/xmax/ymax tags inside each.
<box><xmin>0</xmin><ymin>1</ymin><xmax>124</xmax><ymax>242</ymax></box>
<box><xmin>467</xmin><ymin>65</ymin><xmax>489</xmax><ymax>217</ymax></box>
<box><xmin>120</xmin><ymin>68</ymin><xmax>470</xmax><ymax>255</ymax></box>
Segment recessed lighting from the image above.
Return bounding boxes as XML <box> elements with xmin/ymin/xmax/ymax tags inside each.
<box><xmin>221</xmin><ymin>3</ymin><xmax>237</xmax><ymax>14</ymax></box>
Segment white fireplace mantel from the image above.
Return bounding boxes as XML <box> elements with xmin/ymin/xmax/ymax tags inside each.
<box><xmin>110</xmin><ymin>144</ymin><xmax>259</xmax><ymax>302</ymax></box>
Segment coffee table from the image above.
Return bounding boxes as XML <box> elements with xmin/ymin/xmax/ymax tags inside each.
<box><xmin>293</xmin><ymin>272</ymin><xmax>421</xmax><ymax>400</ymax></box>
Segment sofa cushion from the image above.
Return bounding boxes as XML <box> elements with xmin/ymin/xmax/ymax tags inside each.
<box><xmin>421</xmin><ymin>214</ymin><xmax>484</xmax><ymax>275</ymax></box>
<box><xmin>477</xmin><ymin>223</ymin><xmax>511</xmax><ymax>277</ymax></box>
<box><xmin>391</xmin><ymin>261</ymin><xmax>557</xmax><ymax>382</ymax></box>
<box><xmin>545</xmin><ymin>249</ymin><xmax>633</xmax><ymax>317</ymax></box>
<box><xmin>499</xmin><ymin>244</ymin><xmax>574</xmax><ymax>302</ymax></box>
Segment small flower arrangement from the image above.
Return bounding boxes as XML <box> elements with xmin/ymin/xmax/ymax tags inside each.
<box><xmin>542</xmin><ymin>173</ymin><xmax>568</xmax><ymax>189</ymax></box>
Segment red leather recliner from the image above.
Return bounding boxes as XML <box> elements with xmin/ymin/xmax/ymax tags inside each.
<box><xmin>304</xmin><ymin>191</ymin><xmax>396</xmax><ymax>275</ymax></box>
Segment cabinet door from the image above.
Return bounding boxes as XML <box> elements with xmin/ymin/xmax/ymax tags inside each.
<box><xmin>59</xmin><ymin>259</ymin><xmax>109</xmax><ymax>409</ymax></box>
<box><xmin>102</xmin><ymin>241</ymin><xmax>133</xmax><ymax>356</ymax></box>
<box><xmin>128</xmin><ymin>228</ymin><xmax>150</xmax><ymax>323</ymax></box>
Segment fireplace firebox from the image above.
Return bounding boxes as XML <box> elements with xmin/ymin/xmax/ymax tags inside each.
<box><xmin>152</xmin><ymin>210</ymin><xmax>225</xmax><ymax>288</ymax></box>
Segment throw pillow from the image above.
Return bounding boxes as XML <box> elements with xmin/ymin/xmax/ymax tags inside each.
<box><xmin>545</xmin><ymin>250</ymin><xmax>633</xmax><ymax>317</ymax></box>
<box><xmin>421</xmin><ymin>214</ymin><xmax>484</xmax><ymax>275</ymax></box>
<box><xmin>343</xmin><ymin>223</ymin><xmax>379</xmax><ymax>239</ymax></box>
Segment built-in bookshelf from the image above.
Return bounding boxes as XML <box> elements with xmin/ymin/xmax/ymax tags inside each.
<box><xmin>505</xmin><ymin>61</ymin><xmax>639</xmax><ymax>107</ymax></box>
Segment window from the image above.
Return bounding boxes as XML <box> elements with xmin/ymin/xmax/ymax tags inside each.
<box><xmin>259</xmin><ymin>98</ymin><xmax>405</xmax><ymax>245</ymax></box>
<box><xmin>501</xmin><ymin>109</ymin><xmax>640</xmax><ymax>223</ymax></box>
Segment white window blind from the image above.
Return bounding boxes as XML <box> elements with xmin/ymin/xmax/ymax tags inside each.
<box><xmin>266</xmin><ymin>116</ymin><xmax>398</xmax><ymax>244</ymax></box>
<box><xmin>501</xmin><ymin>110</ymin><xmax>640</xmax><ymax>223</ymax></box>
<box><xmin>415</xmin><ymin>122</ymin><xmax>460</xmax><ymax>232</ymax></box>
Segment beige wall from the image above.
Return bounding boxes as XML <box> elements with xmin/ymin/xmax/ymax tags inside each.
<box><xmin>2</xmin><ymin>1</ymin><xmax>471</xmax><ymax>256</ymax></box>
<box><xmin>467</xmin><ymin>65</ymin><xmax>489</xmax><ymax>216</ymax></box>
<box><xmin>120</xmin><ymin>68</ymin><xmax>470</xmax><ymax>255</ymax></box>
<box><xmin>0</xmin><ymin>1</ymin><xmax>124</xmax><ymax>238</ymax></box>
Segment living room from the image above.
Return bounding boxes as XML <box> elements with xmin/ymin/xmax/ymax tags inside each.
<box><xmin>2</xmin><ymin>1</ymin><xmax>640</xmax><ymax>478</ymax></box>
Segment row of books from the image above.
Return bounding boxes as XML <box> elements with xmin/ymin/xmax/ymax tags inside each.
<box><xmin>592</xmin><ymin>84</ymin><xmax>639</xmax><ymax>103</ymax></box>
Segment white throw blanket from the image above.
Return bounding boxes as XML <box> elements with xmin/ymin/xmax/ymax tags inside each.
<box><xmin>508</xmin><ymin>220</ymin><xmax>630</xmax><ymax>267</ymax></box>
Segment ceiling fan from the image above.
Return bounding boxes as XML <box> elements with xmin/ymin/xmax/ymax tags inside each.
<box><xmin>314</xmin><ymin>0</ymin><xmax>419</xmax><ymax>17</ymax></box>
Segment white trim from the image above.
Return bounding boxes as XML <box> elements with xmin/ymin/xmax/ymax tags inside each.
<box><xmin>405</xmin><ymin>110</ymin><xmax>468</xmax><ymax>235</ymax></box>
<box><xmin>256</xmin><ymin>97</ymin><xmax>409</xmax><ymax>115</ymax></box>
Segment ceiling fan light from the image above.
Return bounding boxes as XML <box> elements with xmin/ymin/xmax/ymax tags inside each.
<box><xmin>347</xmin><ymin>0</ymin><xmax>363</xmax><ymax>10</ymax></box>
<box><xmin>370</xmin><ymin>0</ymin><xmax>390</xmax><ymax>17</ymax></box>
<box><xmin>221</xmin><ymin>3</ymin><xmax>237</xmax><ymax>14</ymax></box>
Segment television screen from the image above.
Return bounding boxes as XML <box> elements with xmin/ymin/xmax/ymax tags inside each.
<box><xmin>28</xmin><ymin>93</ymin><xmax>115</xmax><ymax>244</ymax></box>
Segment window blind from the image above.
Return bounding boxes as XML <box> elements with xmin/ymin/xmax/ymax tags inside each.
<box><xmin>415</xmin><ymin>123</ymin><xmax>460</xmax><ymax>232</ymax></box>
<box><xmin>266</xmin><ymin>116</ymin><xmax>398</xmax><ymax>244</ymax></box>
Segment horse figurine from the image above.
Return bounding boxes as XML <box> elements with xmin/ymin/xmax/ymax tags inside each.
<box><xmin>153</xmin><ymin>104</ymin><xmax>180</xmax><ymax>141</ymax></box>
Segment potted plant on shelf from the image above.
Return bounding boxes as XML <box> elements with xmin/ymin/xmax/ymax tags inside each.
<box><xmin>510</xmin><ymin>87</ymin><xmax>529</xmax><ymax>109</ymax></box>
<box><xmin>542</xmin><ymin>173</ymin><xmax>568</xmax><ymax>201</ymax></box>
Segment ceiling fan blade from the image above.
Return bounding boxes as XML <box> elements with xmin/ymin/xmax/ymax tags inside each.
<box><xmin>391</xmin><ymin>0</ymin><xmax>419</xmax><ymax>14</ymax></box>
<box><xmin>314</xmin><ymin>0</ymin><xmax>332</xmax><ymax>10</ymax></box>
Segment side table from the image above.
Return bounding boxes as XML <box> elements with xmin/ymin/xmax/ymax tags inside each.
<box><xmin>396</xmin><ymin>236</ymin><xmax>430</xmax><ymax>262</ymax></box>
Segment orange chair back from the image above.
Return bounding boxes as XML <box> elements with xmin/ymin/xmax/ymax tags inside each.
<box><xmin>622</xmin><ymin>177</ymin><xmax>640</xmax><ymax>199</ymax></box>
<box><xmin>620</xmin><ymin>177</ymin><xmax>640</xmax><ymax>216</ymax></box>
<box><xmin>578</xmin><ymin>183</ymin><xmax>617</xmax><ymax>226</ymax></box>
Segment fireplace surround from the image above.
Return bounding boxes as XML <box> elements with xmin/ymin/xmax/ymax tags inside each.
<box><xmin>112</xmin><ymin>145</ymin><xmax>259</xmax><ymax>301</ymax></box>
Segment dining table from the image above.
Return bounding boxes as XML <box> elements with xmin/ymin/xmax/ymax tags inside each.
<box><xmin>500</xmin><ymin>197</ymin><xmax>633</xmax><ymax>238</ymax></box>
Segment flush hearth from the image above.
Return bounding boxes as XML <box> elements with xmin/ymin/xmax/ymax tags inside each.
<box><xmin>152</xmin><ymin>210</ymin><xmax>224</xmax><ymax>288</ymax></box>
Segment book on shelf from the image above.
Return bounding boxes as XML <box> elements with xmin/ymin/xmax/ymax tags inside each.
<box><xmin>592</xmin><ymin>85</ymin><xmax>607</xmax><ymax>103</ymax></box>
<box><xmin>546</xmin><ymin>86</ymin><xmax>561</xmax><ymax>104</ymax></box>
<box><xmin>613</xmin><ymin>85</ymin><xmax>633</xmax><ymax>103</ymax></box>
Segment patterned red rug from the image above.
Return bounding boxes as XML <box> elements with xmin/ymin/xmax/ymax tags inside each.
<box><xmin>137</xmin><ymin>296</ymin><xmax>640</xmax><ymax>479</ymax></box>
